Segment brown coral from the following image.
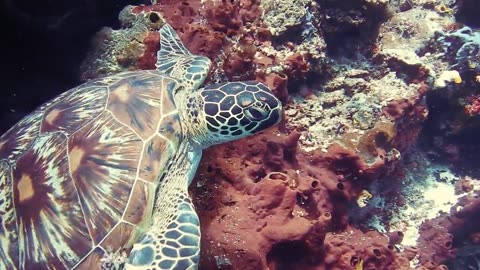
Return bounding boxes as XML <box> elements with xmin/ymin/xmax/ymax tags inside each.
<box><xmin>191</xmin><ymin>124</ymin><xmax>416</xmax><ymax>269</ymax></box>
<box><xmin>259</xmin><ymin>72</ymin><xmax>289</xmax><ymax>103</ymax></box>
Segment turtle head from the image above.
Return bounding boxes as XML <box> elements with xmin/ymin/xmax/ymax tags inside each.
<box><xmin>180</xmin><ymin>81</ymin><xmax>282</xmax><ymax>149</ymax></box>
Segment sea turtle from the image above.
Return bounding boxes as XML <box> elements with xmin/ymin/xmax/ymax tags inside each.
<box><xmin>0</xmin><ymin>23</ymin><xmax>282</xmax><ymax>269</ymax></box>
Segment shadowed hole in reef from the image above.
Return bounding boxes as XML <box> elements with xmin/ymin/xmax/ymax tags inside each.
<box><xmin>266</xmin><ymin>240</ymin><xmax>309</xmax><ymax>270</ymax></box>
<box><xmin>251</xmin><ymin>167</ymin><xmax>267</xmax><ymax>183</ymax></box>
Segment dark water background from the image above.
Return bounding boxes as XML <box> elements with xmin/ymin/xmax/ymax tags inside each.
<box><xmin>0</xmin><ymin>0</ymin><xmax>143</xmax><ymax>134</ymax></box>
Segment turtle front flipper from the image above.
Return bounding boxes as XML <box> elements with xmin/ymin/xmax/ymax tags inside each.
<box><xmin>125</xmin><ymin>143</ymin><xmax>201</xmax><ymax>270</ymax></box>
<box><xmin>156</xmin><ymin>23</ymin><xmax>211</xmax><ymax>91</ymax></box>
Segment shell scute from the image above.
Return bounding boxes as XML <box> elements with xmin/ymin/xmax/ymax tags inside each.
<box><xmin>12</xmin><ymin>132</ymin><xmax>91</xmax><ymax>269</ymax></box>
<box><xmin>158</xmin><ymin>113</ymin><xmax>183</xmax><ymax>145</ymax></box>
<box><xmin>40</xmin><ymin>85</ymin><xmax>108</xmax><ymax>135</ymax></box>
<box><xmin>123</xmin><ymin>180</ymin><xmax>154</xmax><ymax>226</ymax></box>
<box><xmin>68</xmin><ymin>111</ymin><xmax>143</xmax><ymax>245</ymax></box>
<box><xmin>97</xmin><ymin>71</ymin><xmax>145</xmax><ymax>86</ymax></box>
<box><xmin>139</xmin><ymin>135</ymin><xmax>176</xmax><ymax>183</ymax></box>
<box><xmin>99</xmin><ymin>221</ymin><xmax>138</xmax><ymax>252</ymax></box>
<box><xmin>161</xmin><ymin>83</ymin><xmax>177</xmax><ymax>116</ymax></box>
<box><xmin>1</xmin><ymin>68</ymin><xmax>184</xmax><ymax>268</ymax></box>
<box><xmin>76</xmin><ymin>247</ymin><xmax>104</xmax><ymax>270</ymax></box>
<box><xmin>107</xmin><ymin>72</ymin><xmax>178</xmax><ymax>140</ymax></box>
<box><xmin>0</xmin><ymin>110</ymin><xmax>43</xmax><ymax>162</ymax></box>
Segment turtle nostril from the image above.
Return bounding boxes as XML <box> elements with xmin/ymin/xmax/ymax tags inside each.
<box><xmin>148</xmin><ymin>12</ymin><xmax>161</xmax><ymax>23</ymax></box>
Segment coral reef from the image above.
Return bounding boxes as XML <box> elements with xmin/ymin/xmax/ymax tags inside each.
<box><xmin>418</xmin><ymin>185</ymin><xmax>480</xmax><ymax>269</ymax></box>
<box><xmin>6</xmin><ymin>0</ymin><xmax>480</xmax><ymax>268</ymax></box>
<box><xmin>75</xmin><ymin>0</ymin><xmax>480</xmax><ymax>269</ymax></box>
<box><xmin>191</xmin><ymin>129</ymin><xmax>414</xmax><ymax>269</ymax></box>
<box><xmin>80</xmin><ymin>19</ymin><xmax>157</xmax><ymax>80</ymax></box>
<box><xmin>420</xmin><ymin>24</ymin><xmax>480</xmax><ymax>164</ymax></box>
<box><xmin>260</xmin><ymin>0</ymin><xmax>311</xmax><ymax>37</ymax></box>
<box><xmin>80</xmin><ymin>0</ymin><xmax>326</xmax><ymax>98</ymax></box>
<box><xmin>322</xmin><ymin>228</ymin><xmax>411</xmax><ymax>270</ymax></box>
<box><xmin>316</xmin><ymin>0</ymin><xmax>390</xmax><ymax>51</ymax></box>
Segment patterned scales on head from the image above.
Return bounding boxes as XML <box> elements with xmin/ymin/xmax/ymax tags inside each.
<box><xmin>0</xmin><ymin>23</ymin><xmax>282</xmax><ymax>270</ymax></box>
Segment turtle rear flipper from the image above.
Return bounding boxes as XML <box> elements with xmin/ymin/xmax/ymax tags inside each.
<box><xmin>125</xmin><ymin>144</ymin><xmax>201</xmax><ymax>270</ymax></box>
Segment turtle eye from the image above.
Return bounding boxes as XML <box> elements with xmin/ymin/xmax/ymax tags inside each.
<box><xmin>245</xmin><ymin>104</ymin><xmax>268</xmax><ymax>121</ymax></box>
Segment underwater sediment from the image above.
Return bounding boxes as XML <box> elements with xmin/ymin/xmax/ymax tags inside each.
<box><xmin>3</xmin><ymin>0</ymin><xmax>480</xmax><ymax>269</ymax></box>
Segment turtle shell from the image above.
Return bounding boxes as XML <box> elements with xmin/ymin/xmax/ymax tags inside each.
<box><xmin>0</xmin><ymin>70</ymin><xmax>183</xmax><ymax>269</ymax></box>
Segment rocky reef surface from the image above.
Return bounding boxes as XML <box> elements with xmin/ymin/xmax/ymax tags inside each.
<box><xmin>3</xmin><ymin>0</ymin><xmax>480</xmax><ymax>269</ymax></box>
